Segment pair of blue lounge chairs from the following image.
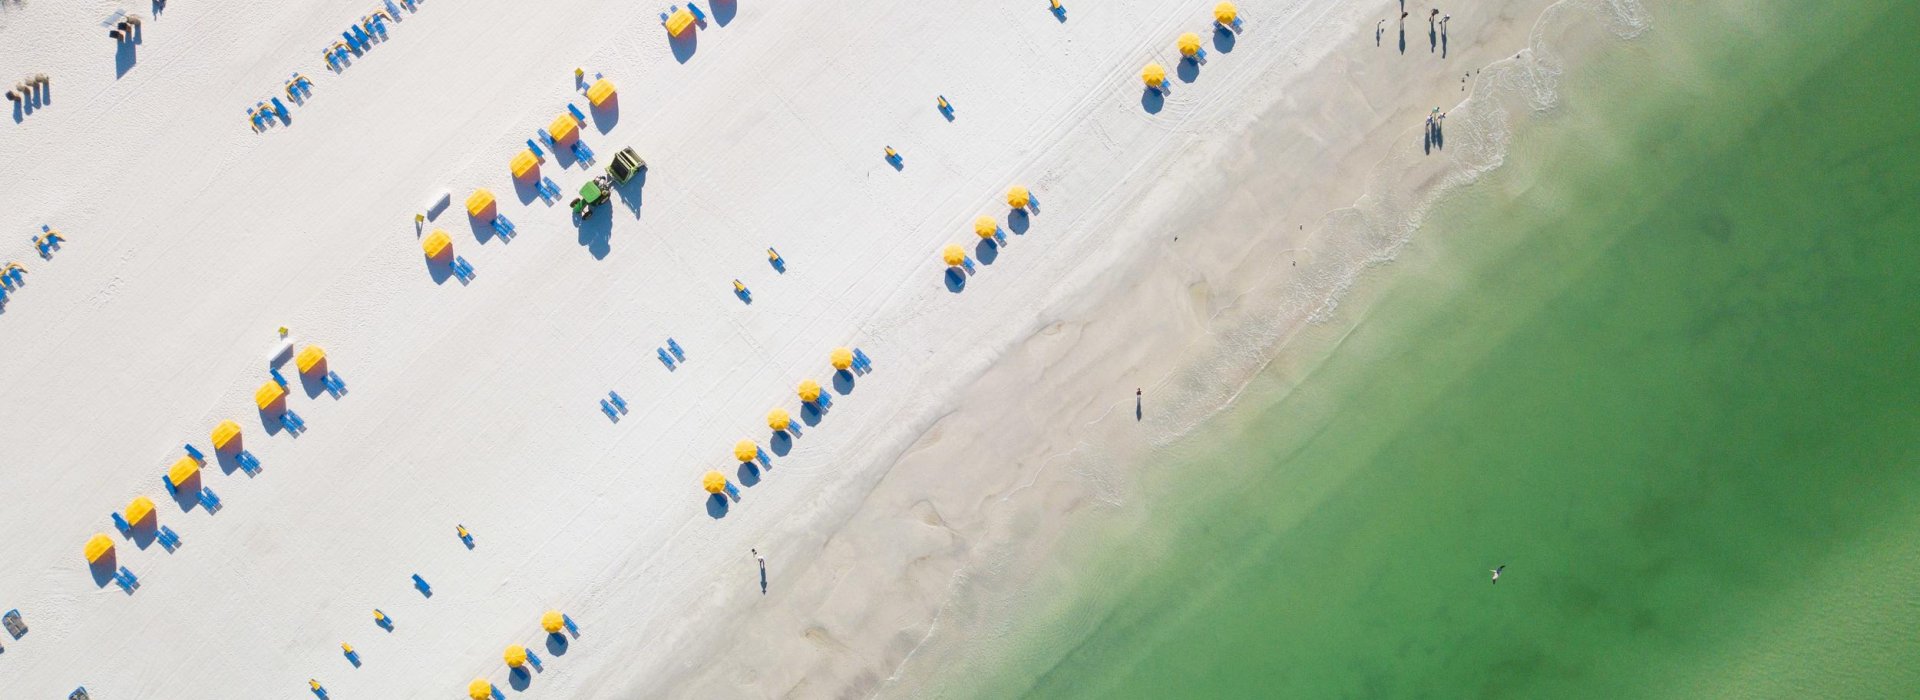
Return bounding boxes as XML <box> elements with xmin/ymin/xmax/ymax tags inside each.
<box><xmin>600</xmin><ymin>390</ymin><xmax>627</xmax><ymax>420</ymax></box>
<box><xmin>270</xmin><ymin>366</ymin><xmax>289</xmax><ymax>388</ymax></box>
<box><xmin>572</xmin><ymin>140</ymin><xmax>596</xmax><ymax>163</ymax></box>
<box><xmin>157</xmin><ymin>526</ymin><xmax>181</xmax><ymax>550</ymax></box>
<box><xmin>451</xmin><ymin>256</ymin><xmax>475</xmax><ymax>282</ymax></box>
<box><xmin>279</xmin><ymin>409</ymin><xmax>306</xmax><ymax>434</ymax></box>
<box><xmin>198</xmin><ymin>487</ymin><xmax>222</xmax><ymax>513</ymax></box>
<box><xmin>411</xmin><ymin>573</ymin><xmax>431</xmax><ymax>595</ymax></box>
<box><xmin>851</xmin><ymin>348</ymin><xmax>874</xmax><ymax>372</ymax></box>
<box><xmin>535</xmin><ymin>176</ymin><xmax>562</xmax><ymax>202</ymax></box>
<box><xmin>490</xmin><ymin>214</ymin><xmax>516</xmax><ymax>238</ymax></box>
<box><xmin>183</xmin><ymin>443</ymin><xmax>205</xmax><ymax>462</ymax></box>
<box><xmin>236</xmin><ymin>450</ymin><xmax>262</xmax><ymax>475</ymax></box>
<box><xmin>525</xmin><ymin>138</ymin><xmax>545</xmax><ymax>159</ymax></box>
<box><xmin>657</xmin><ymin>347</ymin><xmax>675</xmax><ymax>369</ymax></box>
<box><xmin>322</xmin><ymin>370</ymin><xmax>347</xmax><ymax>397</ymax></box>
<box><xmin>658</xmin><ymin>337</ymin><xmax>686</xmax><ymax>368</ymax></box>
<box><xmin>111</xmin><ymin>512</ymin><xmax>133</xmax><ymax>536</ymax></box>
<box><xmin>567</xmin><ymin>103</ymin><xmax>587</xmax><ymax>123</ymax></box>
<box><xmin>113</xmin><ymin>567</ymin><xmax>138</xmax><ymax>592</ymax></box>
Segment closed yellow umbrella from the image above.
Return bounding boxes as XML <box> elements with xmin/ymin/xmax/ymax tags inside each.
<box><xmin>665</xmin><ymin>7</ymin><xmax>695</xmax><ymax>36</ymax></box>
<box><xmin>1007</xmin><ymin>186</ymin><xmax>1030</xmax><ymax>209</ymax></box>
<box><xmin>466</xmin><ymin>189</ymin><xmax>496</xmax><ymax>218</ymax></box>
<box><xmin>541</xmin><ymin>610</ymin><xmax>566</xmax><ymax>634</ymax></box>
<box><xmin>734</xmin><ymin>440</ymin><xmax>758</xmax><ymax>463</ymax></box>
<box><xmin>830</xmin><ymin>347</ymin><xmax>854</xmax><ymax>370</ymax></box>
<box><xmin>168</xmin><ymin>456</ymin><xmax>200</xmax><ymax>487</ymax></box>
<box><xmin>1214</xmin><ymin>1</ymin><xmax>1238</xmax><ymax>24</ymax></box>
<box><xmin>126</xmin><ymin>496</ymin><xmax>156</xmax><ymax>525</ymax></box>
<box><xmin>422</xmin><ymin>229</ymin><xmax>452</xmax><ymax>258</ymax></box>
<box><xmin>587</xmin><ymin>79</ymin><xmax>616</xmax><ymax>107</ymax></box>
<box><xmin>974</xmin><ymin>216</ymin><xmax>998</xmax><ymax>239</ymax></box>
<box><xmin>549</xmin><ymin>114</ymin><xmax>578</xmax><ymax>143</ymax></box>
<box><xmin>468</xmin><ymin>678</ymin><xmax>493</xmax><ymax>700</ymax></box>
<box><xmin>296</xmin><ymin>345</ymin><xmax>327</xmax><ymax>373</ymax></box>
<box><xmin>1178</xmin><ymin>32</ymin><xmax>1202</xmax><ymax>56</ymax></box>
<box><xmin>84</xmin><ymin>533</ymin><xmax>114</xmax><ymax>562</ymax></box>
<box><xmin>1142</xmin><ymin>63</ymin><xmax>1167</xmax><ymax>87</ymax></box>
<box><xmin>504</xmin><ymin>644</ymin><xmax>528</xmax><ymax>667</ymax></box>
<box><xmin>511</xmin><ymin>149</ymin><xmax>539</xmax><ymax>179</ymax></box>
<box><xmin>255</xmin><ymin>380</ymin><xmax>287</xmax><ymax>410</ymax></box>
<box><xmin>942</xmin><ymin>244</ymin><xmax>966</xmax><ymax>267</ymax></box>
<box><xmin>797</xmin><ymin>379</ymin><xmax>822</xmax><ymax>403</ymax></box>
<box><xmin>211</xmin><ymin>419</ymin><xmax>242</xmax><ymax>449</ymax></box>
<box><xmin>702</xmin><ymin>470</ymin><xmax>728</xmax><ymax>495</ymax></box>
<box><xmin>767</xmin><ymin>408</ymin><xmax>791</xmax><ymax>431</ymax></box>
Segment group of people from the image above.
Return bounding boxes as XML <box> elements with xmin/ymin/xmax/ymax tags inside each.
<box><xmin>1376</xmin><ymin>3</ymin><xmax>1451</xmax><ymax>57</ymax></box>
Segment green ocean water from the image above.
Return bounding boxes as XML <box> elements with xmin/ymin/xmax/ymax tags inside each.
<box><xmin>963</xmin><ymin>1</ymin><xmax>1920</xmax><ymax>697</ymax></box>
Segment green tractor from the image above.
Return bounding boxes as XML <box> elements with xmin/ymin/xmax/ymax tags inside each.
<box><xmin>570</xmin><ymin>147</ymin><xmax>646</xmax><ymax>221</ymax></box>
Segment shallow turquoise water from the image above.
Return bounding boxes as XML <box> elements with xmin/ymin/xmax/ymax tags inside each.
<box><xmin>964</xmin><ymin>1</ymin><xmax>1920</xmax><ymax>696</ymax></box>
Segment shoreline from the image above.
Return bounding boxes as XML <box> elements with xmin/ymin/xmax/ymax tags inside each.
<box><xmin>659</xmin><ymin>0</ymin><xmax>1632</xmax><ymax>695</ymax></box>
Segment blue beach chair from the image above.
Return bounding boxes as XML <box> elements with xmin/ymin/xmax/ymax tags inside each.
<box><xmin>198</xmin><ymin>487</ymin><xmax>222</xmax><ymax>512</ymax></box>
<box><xmin>818</xmin><ymin>391</ymin><xmax>834</xmax><ymax>408</ymax></box>
<box><xmin>609</xmin><ymin>391</ymin><xmax>628</xmax><ymax>412</ymax></box>
<box><xmin>270</xmin><ymin>367</ymin><xmax>288</xmax><ymax>387</ymax></box>
<box><xmin>688</xmin><ymin>2</ymin><xmax>707</xmax><ymax>21</ymax></box>
<box><xmin>562</xmin><ymin>615</ymin><xmax>579</xmax><ymax>635</ymax></box>
<box><xmin>490</xmin><ymin>214</ymin><xmax>515</xmax><ymax>238</ymax></box>
<box><xmin>526</xmin><ymin>139</ymin><xmax>545</xmax><ymax>159</ymax></box>
<box><xmin>537</xmin><ymin>129</ymin><xmax>556</xmax><ymax>147</ymax></box>
<box><xmin>112</xmin><ymin>512</ymin><xmax>132</xmax><ymax>536</ymax></box>
<box><xmin>567</xmin><ymin>103</ymin><xmax>586</xmax><ymax>122</ymax></box>
<box><xmin>342</xmin><ymin>31</ymin><xmax>363</xmax><ymax>54</ymax></box>
<box><xmin>411</xmin><ymin>574</ymin><xmax>431</xmax><ymax>595</ymax></box>
<box><xmin>385</xmin><ymin>0</ymin><xmax>402</xmax><ymax>18</ymax></box>
<box><xmin>452</xmin><ymin>256</ymin><xmax>475</xmax><ymax>281</ymax></box>
<box><xmin>237</xmin><ymin>450</ymin><xmax>261</xmax><ymax>475</ymax></box>
<box><xmin>600</xmin><ymin>400</ymin><xmax>619</xmax><ymax>420</ymax></box>
<box><xmin>657</xmin><ymin>348</ymin><xmax>675</xmax><ymax>368</ymax></box>
<box><xmin>158</xmin><ymin>526</ymin><xmax>181</xmax><ymax>550</ymax></box>
<box><xmin>667</xmin><ymin>338</ymin><xmax>684</xmax><ymax>359</ymax></box>
<box><xmin>184</xmin><ymin>443</ymin><xmax>205</xmax><ymax>462</ymax></box>
<box><xmin>572</xmin><ymin>141</ymin><xmax>595</xmax><ymax>163</ymax></box>
<box><xmin>271</xmin><ymin>97</ymin><xmax>291</xmax><ymax>122</ymax></box>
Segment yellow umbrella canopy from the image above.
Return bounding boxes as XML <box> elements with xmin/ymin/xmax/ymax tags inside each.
<box><xmin>295</xmin><ymin>345</ymin><xmax>327</xmax><ymax>373</ymax></box>
<box><xmin>422</xmin><ymin>229</ymin><xmax>452</xmax><ymax>258</ymax></box>
<box><xmin>466</xmin><ymin>188</ymin><xmax>496</xmax><ymax>218</ymax></box>
<box><xmin>1214</xmin><ymin>1</ymin><xmax>1238</xmax><ymax>24</ymax></box>
<box><xmin>504</xmin><ymin>644</ymin><xmax>528</xmax><ymax>667</ymax></box>
<box><xmin>797</xmin><ymin>379</ymin><xmax>822</xmax><ymax>403</ymax></box>
<box><xmin>1142</xmin><ymin>63</ymin><xmax>1167</xmax><ymax>87</ymax></box>
<box><xmin>702</xmin><ymin>470</ymin><xmax>728</xmax><ymax>495</ymax></box>
<box><xmin>255</xmin><ymin>380</ymin><xmax>287</xmax><ymax>410</ymax></box>
<box><xmin>666</xmin><ymin>7</ymin><xmax>695</xmax><ymax>36</ymax></box>
<box><xmin>126</xmin><ymin>496</ymin><xmax>156</xmax><ymax>525</ymax></box>
<box><xmin>211</xmin><ymin>419</ymin><xmax>242</xmax><ymax>449</ymax></box>
<box><xmin>830</xmin><ymin>347</ymin><xmax>854</xmax><ymax>370</ymax></box>
<box><xmin>168</xmin><ymin>456</ymin><xmax>200</xmax><ymax>487</ymax></box>
<box><xmin>1006</xmin><ymin>186</ymin><xmax>1030</xmax><ymax>209</ymax></box>
<box><xmin>734</xmin><ymin>440</ymin><xmax>759</xmax><ymax>463</ymax></box>
<box><xmin>84</xmin><ymin>533</ymin><xmax>114</xmax><ymax>562</ymax></box>
<box><xmin>587</xmin><ymin>78</ymin><xmax>616</xmax><ymax>107</ymax></box>
<box><xmin>767</xmin><ymin>408</ymin><xmax>791</xmax><ymax>431</ymax></box>
<box><xmin>541</xmin><ymin>609</ymin><xmax>566</xmax><ymax>634</ymax></box>
<box><xmin>941</xmin><ymin>244</ymin><xmax>966</xmax><ymax>267</ymax></box>
<box><xmin>511</xmin><ymin>149</ymin><xmax>539</xmax><ymax>179</ymax></box>
<box><xmin>1178</xmin><ymin>32</ymin><xmax>1202</xmax><ymax>56</ymax></box>
<box><xmin>973</xmin><ymin>215</ymin><xmax>998</xmax><ymax>239</ymax></box>
<box><xmin>549</xmin><ymin>114</ymin><xmax>579</xmax><ymax>143</ymax></box>
<box><xmin>468</xmin><ymin>678</ymin><xmax>493</xmax><ymax>700</ymax></box>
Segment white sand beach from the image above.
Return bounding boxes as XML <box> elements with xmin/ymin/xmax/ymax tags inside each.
<box><xmin>0</xmin><ymin>0</ymin><xmax>1584</xmax><ymax>697</ymax></box>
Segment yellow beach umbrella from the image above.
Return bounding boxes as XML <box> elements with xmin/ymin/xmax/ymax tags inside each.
<box><xmin>255</xmin><ymin>380</ymin><xmax>286</xmax><ymax>410</ymax></box>
<box><xmin>504</xmin><ymin>644</ymin><xmax>528</xmax><ymax>667</ymax></box>
<box><xmin>702</xmin><ymin>470</ymin><xmax>728</xmax><ymax>495</ymax></box>
<box><xmin>666</xmin><ymin>7</ymin><xmax>695</xmax><ymax>36</ymax></box>
<box><xmin>168</xmin><ymin>456</ymin><xmax>200</xmax><ymax>487</ymax></box>
<box><xmin>1214</xmin><ymin>1</ymin><xmax>1238</xmax><ymax>25</ymax></box>
<box><xmin>84</xmin><ymin>533</ymin><xmax>114</xmax><ymax>562</ymax></box>
<box><xmin>126</xmin><ymin>496</ymin><xmax>156</xmax><ymax>525</ymax></box>
<box><xmin>767</xmin><ymin>408</ymin><xmax>791</xmax><ymax>431</ymax></box>
<box><xmin>422</xmin><ymin>229</ymin><xmax>452</xmax><ymax>258</ymax></box>
<box><xmin>468</xmin><ymin>678</ymin><xmax>493</xmax><ymax>700</ymax></box>
<box><xmin>797</xmin><ymin>379</ymin><xmax>822</xmax><ymax>403</ymax></box>
<box><xmin>211</xmin><ymin>419</ymin><xmax>242</xmax><ymax>449</ymax></box>
<box><xmin>542</xmin><ymin>610</ymin><xmax>566</xmax><ymax>634</ymax></box>
<box><xmin>974</xmin><ymin>216</ymin><xmax>998</xmax><ymax>239</ymax></box>
<box><xmin>734</xmin><ymin>440</ymin><xmax>759</xmax><ymax>463</ymax></box>
<box><xmin>466</xmin><ymin>189</ymin><xmax>496</xmax><ymax>218</ymax></box>
<box><xmin>830</xmin><ymin>347</ymin><xmax>854</xmax><ymax>370</ymax></box>
<box><xmin>942</xmin><ymin>244</ymin><xmax>966</xmax><ymax>267</ymax></box>
<box><xmin>1006</xmin><ymin>186</ymin><xmax>1030</xmax><ymax>209</ymax></box>
<box><xmin>1178</xmin><ymin>32</ymin><xmax>1202</xmax><ymax>56</ymax></box>
<box><xmin>549</xmin><ymin>114</ymin><xmax>579</xmax><ymax>143</ymax></box>
<box><xmin>1142</xmin><ymin>63</ymin><xmax>1167</xmax><ymax>87</ymax></box>
<box><xmin>296</xmin><ymin>345</ymin><xmax>327</xmax><ymax>373</ymax></box>
<box><xmin>587</xmin><ymin>79</ymin><xmax>616</xmax><ymax>107</ymax></box>
<box><xmin>511</xmin><ymin>149</ymin><xmax>539</xmax><ymax>179</ymax></box>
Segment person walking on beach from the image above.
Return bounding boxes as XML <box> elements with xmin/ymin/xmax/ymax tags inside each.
<box><xmin>753</xmin><ymin>548</ymin><xmax>768</xmax><ymax>594</ymax></box>
<box><xmin>1490</xmin><ymin>564</ymin><xmax>1505</xmax><ymax>584</ymax></box>
<box><xmin>1377</xmin><ymin>19</ymin><xmax>1385</xmax><ymax>46</ymax></box>
<box><xmin>1136</xmin><ymin>388</ymin><xmax>1143</xmax><ymax>421</ymax></box>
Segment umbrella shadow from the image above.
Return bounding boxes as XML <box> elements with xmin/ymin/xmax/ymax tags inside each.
<box><xmin>546</xmin><ymin>633</ymin><xmax>570</xmax><ymax>657</ymax></box>
<box><xmin>800</xmin><ymin>402</ymin><xmax>824</xmax><ymax>427</ymax></box>
<box><xmin>1008</xmin><ymin>209</ymin><xmax>1030</xmax><ymax>234</ymax></box>
<box><xmin>508</xmin><ymin>667</ymin><xmax>532</xmax><ymax>691</ymax></box>
<box><xmin>467</xmin><ymin>205</ymin><xmax>500</xmax><ymax>244</ymax></box>
<box><xmin>89</xmin><ymin>549</ymin><xmax>118</xmax><ymax>587</ymax></box>
<box><xmin>833</xmin><ymin>369</ymin><xmax>855</xmax><ymax>395</ymax></box>
<box><xmin>613</xmin><ymin>168</ymin><xmax>646</xmax><ymax>219</ymax></box>
<box><xmin>1214</xmin><ymin>26</ymin><xmax>1236</xmax><ymax>53</ymax></box>
<box><xmin>1177</xmin><ymin>58</ymin><xmax>1201</xmax><ymax>84</ymax></box>
<box><xmin>299</xmin><ymin>361</ymin><xmax>328</xmax><ymax>399</ymax></box>
<box><xmin>214</xmin><ymin>439</ymin><xmax>245</xmax><ymax>475</ymax></box>
<box><xmin>706</xmin><ymin>493</ymin><xmax>730</xmax><ymax>519</ymax></box>
<box><xmin>168</xmin><ymin>471</ymin><xmax>203</xmax><ymax>512</ymax></box>
<box><xmin>974</xmin><ymin>238</ymin><xmax>998</xmax><ymax>265</ymax></box>
<box><xmin>576</xmin><ymin>209</ymin><xmax>613</xmax><ymax>259</ymax></box>
<box><xmin>712</xmin><ymin>0</ymin><xmax>736</xmax><ymax>26</ymax></box>
<box><xmin>1141</xmin><ymin>87</ymin><xmax>1164</xmax><ymax>114</ymax></box>
<box><xmin>769</xmin><ymin>430</ymin><xmax>792</xmax><ymax>456</ymax></box>
<box><xmin>425</xmin><ymin>253</ymin><xmax>457</xmax><ymax>285</ymax></box>
<box><xmin>115</xmin><ymin>39</ymin><xmax>139</xmax><ymax>79</ymax></box>
<box><xmin>669</xmin><ymin>29</ymin><xmax>698</xmax><ymax>63</ymax></box>
<box><xmin>257</xmin><ymin>401</ymin><xmax>287</xmax><ymax>436</ymax></box>
<box><xmin>944</xmin><ymin>267</ymin><xmax>966</xmax><ymax>293</ymax></box>
<box><xmin>737</xmin><ymin>461</ymin><xmax>760</xmax><ymax>487</ymax></box>
<box><xmin>129</xmin><ymin>516</ymin><xmax>159</xmax><ymax>550</ymax></box>
<box><xmin>590</xmin><ymin>95</ymin><xmax>619</xmax><ymax>134</ymax></box>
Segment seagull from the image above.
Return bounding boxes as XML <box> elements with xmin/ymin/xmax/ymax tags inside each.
<box><xmin>1490</xmin><ymin>565</ymin><xmax>1505</xmax><ymax>584</ymax></box>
